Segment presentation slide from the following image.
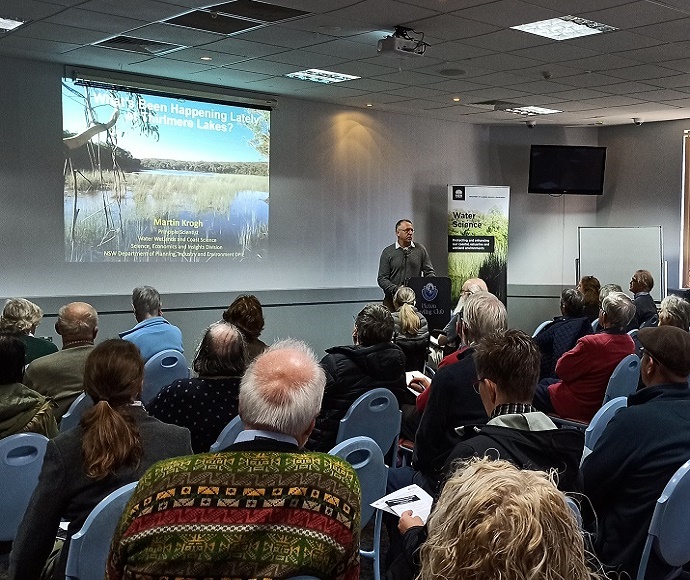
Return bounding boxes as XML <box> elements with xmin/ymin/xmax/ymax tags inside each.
<box><xmin>62</xmin><ymin>78</ymin><xmax>269</xmax><ymax>262</ymax></box>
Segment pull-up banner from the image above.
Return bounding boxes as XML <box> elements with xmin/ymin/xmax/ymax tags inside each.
<box><xmin>447</xmin><ymin>185</ymin><xmax>510</xmax><ymax>305</ymax></box>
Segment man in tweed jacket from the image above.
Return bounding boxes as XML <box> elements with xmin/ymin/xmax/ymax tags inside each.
<box><xmin>107</xmin><ymin>339</ymin><xmax>361</xmax><ymax>580</ymax></box>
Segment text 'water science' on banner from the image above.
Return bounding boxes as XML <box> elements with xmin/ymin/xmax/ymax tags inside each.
<box><xmin>62</xmin><ymin>78</ymin><xmax>270</xmax><ymax>263</ymax></box>
<box><xmin>447</xmin><ymin>185</ymin><xmax>510</xmax><ymax>305</ymax></box>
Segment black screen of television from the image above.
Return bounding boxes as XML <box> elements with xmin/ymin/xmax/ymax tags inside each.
<box><xmin>528</xmin><ymin>145</ymin><xmax>606</xmax><ymax>195</ymax></box>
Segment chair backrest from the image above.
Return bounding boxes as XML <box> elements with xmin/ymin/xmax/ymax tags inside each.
<box><xmin>330</xmin><ymin>436</ymin><xmax>386</xmax><ymax>529</ymax></box>
<box><xmin>335</xmin><ymin>388</ymin><xmax>401</xmax><ymax>457</ymax></box>
<box><xmin>142</xmin><ymin>349</ymin><xmax>189</xmax><ymax>404</ymax></box>
<box><xmin>0</xmin><ymin>433</ymin><xmax>49</xmax><ymax>541</ymax></box>
<box><xmin>532</xmin><ymin>319</ymin><xmax>552</xmax><ymax>337</ymax></box>
<box><xmin>604</xmin><ymin>354</ymin><xmax>640</xmax><ymax>403</ymax></box>
<box><xmin>65</xmin><ymin>481</ymin><xmax>137</xmax><ymax>580</ymax></box>
<box><xmin>60</xmin><ymin>392</ymin><xmax>94</xmax><ymax>433</ymax></box>
<box><xmin>564</xmin><ymin>496</ymin><xmax>583</xmax><ymax>529</ymax></box>
<box><xmin>592</xmin><ymin>319</ymin><xmax>599</xmax><ymax>332</ymax></box>
<box><xmin>394</xmin><ymin>335</ymin><xmax>430</xmax><ymax>372</ymax></box>
<box><xmin>637</xmin><ymin>459</ymin><xmax>690</xmax><ymax>580</ymax></box>
<box><xmin>628</xmin><ymin>328</ymin><xmax>639</xmax><ymax>339</ymax></box>
<box><xmin>584</xmin><ymin>396</ymin><xmax>627</xmax><ymax>451</ymax></box>
<box><xmin>209</xmin><ymin>415</ymin><xmax>244</xmax><ymax>452</ymax></box>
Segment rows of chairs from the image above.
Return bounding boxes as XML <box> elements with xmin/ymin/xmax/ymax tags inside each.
<box><xmin>4</xmin><ymin>382</ymin><xmax>690</xmax><ymax>580</ymax></box>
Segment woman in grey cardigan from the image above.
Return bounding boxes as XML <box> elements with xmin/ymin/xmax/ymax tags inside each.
<box><xmin>9</xmin><ymin>339</ymin><xmax>192</xmax><ymax>580</ymax></box>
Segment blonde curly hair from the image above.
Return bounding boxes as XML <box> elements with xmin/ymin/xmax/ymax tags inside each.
<box><xmin>0</xmin><ymin>298</ymin><xmax>43</xmax><ymax>333</ymax></box>
<box><xmin>419</xmin><ymin>458</ymin><xmax>600</xmax><ymax>580</ymax></box>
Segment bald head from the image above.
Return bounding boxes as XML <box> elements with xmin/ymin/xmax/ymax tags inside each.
<box><xmin>56</xmin><ymin>302</ymin><xmax>98</xmax><ymax>343</ymax></box>
<box><xmin>239</xmin><ymin>339</ymin><xmax>325</xmax><ymax>445</ymax></box>
<box><xmin>462</xmin><ymin>278</ymin><xmax>488</xmax><ymax>294</ymax></box>
<box><xmin>193</xmin><ymin>322</ymin><xmax>246</xmax><ymax>377</ymax></box>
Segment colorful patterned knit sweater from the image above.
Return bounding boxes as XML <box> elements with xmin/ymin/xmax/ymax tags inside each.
<box><xmin>106</xmin><ymin>447</ymin><xmax>361</xmax><ymax>580</ymax></box>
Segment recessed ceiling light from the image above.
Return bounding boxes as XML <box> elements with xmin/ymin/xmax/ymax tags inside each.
<box><xmin>503</xmin><ymin>105</ymin><xmax>562</xmax><ymax>116</ymax></box>
<box><xmin>511</xmin><ymin>15</ymin><xmax>616</xmax><ymax>41</ymax></box>
<box><xmin>285</xmin><ymin>69</ymin><xmax>360</xmax><ymax>84</ymax></box>
<box><xmin>453</xmin><ymin>97</ymin><xmax>461</xmax><ymax>102</ymax></box>
<box><xmin>200</xmin><ymin>56</ymin><xmax>213</xmax><ymax>61</ymax></box>
<box><xmin>366</xmin><ymin>103</ymin><xmax>373</xmax><ymax>107</ymax></box>
<box><xmin>0</xmin><ymin>16</ymin><xmax>27</xmax><ymax>32</ymax></box>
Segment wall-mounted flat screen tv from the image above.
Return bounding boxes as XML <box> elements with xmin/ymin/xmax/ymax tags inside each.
<box><xmin>528</xmin><ymin>145</ymin><xmax>606</xmax><ymax>195</ymax></box>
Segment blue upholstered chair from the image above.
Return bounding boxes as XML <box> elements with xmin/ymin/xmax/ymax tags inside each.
<box><xmin>584</xmin><ymin>396</ymin><xmax>627</xmax><ymax>454</ymax></box>
<box><xmin>141</xmin><ymin>349</ymin><xmax>189</xmax><ymax>404</ymax></box>
<box><xmin>209</xmin><ymin>415</ymin><xmax>244</xmax><ymax>452</ymax></box>
<box><xmin>532</xmin><ymin>319</ymin><xmax>552</xmax><ymax>337</ymax></box>
<box><xmin>65</xmin><ymin>481</ymin><xmax>137</xmax><ymax>580</ymax></box>
<box><xmin>0</xmin><ymin>433</ymin><xmax>49</xmax><ymax>541</ymax></box>
<box><xmin>335</xmin><ymin>388</ymin><xmax>401</xmax><ymax>460</ymax></box>
<box><xmin>330</xmin><ymin>436</ymin><xmax>387</xmax><ymax>580</ymax></box>
<box><xmin>60</xmin><ymin>392</ymin><xmax>94</xmax><ymax>433</ymax></box>
<box><xmin>636</xmin><ymin>459</ymin><xmax>690</xmax><ymax>580</ymax></box>
<box><xmin>603</xmin><ymin>354</ymin><xmax>640</xmax><ymax>403</ymax></box>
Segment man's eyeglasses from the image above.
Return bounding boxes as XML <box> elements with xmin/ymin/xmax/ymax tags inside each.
<box><xmin>473</xmin><ymin>377</ymin><xmax>487</xmax><ymax>393</ymax></box>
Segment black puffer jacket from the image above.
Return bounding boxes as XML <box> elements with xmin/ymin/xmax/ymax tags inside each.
<box><xmin>307</xmin><ymin>342</ymin><xmax>410</xmax><ymax>452</ymax></box>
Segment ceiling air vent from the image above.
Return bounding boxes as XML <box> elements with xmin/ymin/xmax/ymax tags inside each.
<box><xmin>94</xmin><ymin>36</ymin><xmax>184</xmax><ymax>56</ymax></box>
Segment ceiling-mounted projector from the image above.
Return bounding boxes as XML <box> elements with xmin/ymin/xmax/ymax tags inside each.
<box><xmin>377</xmin><ymin>35</ymin><xmax>424</xmax><ymax>57</ymax></box>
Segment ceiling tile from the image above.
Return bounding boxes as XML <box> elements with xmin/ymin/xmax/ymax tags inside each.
<box><xmin>403</xmin><ymin>14</ymin><xmax>500</xmax><ymax>41</ymax></box>
<box><xmin>126</xmin><ymin>22</ymin><xmax>223</xmax><ymax>45</ymax></box>
<box><xmin>333</xmin><ymin>78</ymin><xmax>407</xmax><ymax>93</ymax></box>
<box><xmin>661</xmin><ymin>59</ymin><xmax>690</xmax><ymax>74</ymax></box>
<box><xmin>45</xmin><ymin>8</ymin><xmax>147</xmax><ymax>33</ymax></box>
<box><xmin>568</xmin><ymin>30</ymin><xmax>663</xmax><ymax>52</ymax></box>
<box><xmin>0</xmin><ymin>35</ymin><xmax>80</xmax><ymax>54</ymax></box>
<box><xmin>332</xmin><ymin>0</ymin><xmax>438</xmax><ymax>28</ymax></box>
<box><xmin>461</xmin><ymin>29</ymin><xmax>552</xmax><ymax>52</ymax></box>
<box><xmin>465</xmin><ymin>52</ymin><xmax>544</xmax><ymax>71</ymax></box>
<box><xmin>424</xmin><ymin>78</ymin><xmax>491</xmax><ymax>92</ymax></box>
<box><xmin>632</xmin><ymin>18</ymin><xmax>690</xmax><ymax>43</ymax></box>
<box><xmin>14</xmin><ymin>21</ymin><xmax>109</xmax><ymax>45</ymax></box>
<box><xmin>372</xmin><ymin>69</ymin><xmax>445</xmax><ymax>86</ymax></box>
<box><xmin>628</xmin><ymin>88</ymin><xmax>690</xmax><ymax>101</ymax></box>
<box><xmin>264</xmin><ymin>48</ymin><xmax>348</xmax><ymax>68</ymax></box>
<box><xmin>0</xmin><ymin>0</ymin><xmax>65</xmax><ymax>19</ymax></box>
<box><xmin>79</xmin><ymin>0</ymin><xmax>187</xmax><ymax>22</ymax></box>
<box><xmin>126</xmin><ymin>56</ymin><xmax>218</xmax><ymax>75</ymax></box>
<box><xmin>549</xmin><ymin>87</ymin><xmax>611</xmax><ymax>100</ymax></box>
<box><xmin>460</xmin><ymin>86</ymin><xmax>532</xmax><ymax>100</ymax></box>
<box><xmin>428</xmin><ymin>40</ymin><xmax>495</xmax><ymax>61</ymax></box>
<box><xmin>523</xmin><ymin>0</ymin><xmax>639</xmax><ymax>12</ymax></box>
<box><xmin>559</xmin><ymin>53</ymin><xmax>643</xmax><ymax>72</ymax></box>
<box><xmin>454</xmin><ymin>0</ymin><xmax>561</xmax><ymax>27</ymax></box>
<box><xmin>234</xmin><ymin>24</ymin><xmax>332</xmax><ymax>48</ymax></box>
<box><xmin>648</xmin><ymin>74</ymin><xmax>690</xmax><ymax>89</ymax></box>
<box><xmin>581</xmin><ymin>1</ymin><xmax>685</xmax><ymax>28</ymax></box>
<box><xmin>512</xmin><ymin>42</ymin><xmax>598</xmax><ymax>63</ymax></box>
<box><xmin>622</xmin><ymin>43</ymin><xmax>690</xmax><ymax>63</ymax></box>
<box><xmin>609</xmin><ymin>63</ymin><xmax>683</xmax><ymax>81</ymax></box>
<box><xmin>304</xmin><ymin>39</ymin><xmax>378</xmax><ymax>60</ymax></box>
<box><xmin>603</xmin><ymin>80</ymin><xmax>667</xmax><ymax>94</ymax></box>
<box><xmin>218</xmin><ymin>58</ymin><xmax>298</xmax><ymax>74</ymax></box>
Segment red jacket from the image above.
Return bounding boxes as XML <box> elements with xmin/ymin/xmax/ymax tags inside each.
<box><xmin>548</xmin><ymin>331</ymin><xmax>635</xmax><ymax>423</ymax></box>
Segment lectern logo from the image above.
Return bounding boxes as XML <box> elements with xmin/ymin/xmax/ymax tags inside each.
<box><xmin>422</xmin><ymin>283</ymin><xmax>438</xmax><ymax>302</ymax></box>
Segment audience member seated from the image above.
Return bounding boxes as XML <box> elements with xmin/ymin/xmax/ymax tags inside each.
<box><xmin>658</xmin><ymin>294</ymin><xmax>690</xmax><ymax>330</ymax></box>
<box><xmin>148</xmin><ymin>322</ymin><xmax>246</xmax><ymax>453</ymax></box>
<box><xmin>534</xmin><ymin>288</ymin><xmax>592</xmax><ymax>380</ymax></box>
<box><xmin>533</xmin><ymin>291</ymin><xmax>636</xmax><ymax>423</ymax></box>
<box><xmin>392</xmin><ymin>286</ymin><xmax>429</xmax><ymax>340</ymax></box>
<box><xmin>107</xmin><ymin>340</ymin><xmax>361</xmax><ymax>580</ymax></box>
<box><xmin>0</xmin><ymin>332</ymin><xmax>57</xmax><ymax>440</ymax></box>
<box><xmin>222</xmin><ymin>294</ymin><xmax>268</xmax><ymax>363</ymax></box>
<box><xmin>582</xmin><ymin>325</ymin><xmax>690</xmax><ymax>579</ymax></box>
<box><xmin>9</xmin><ymin>339</ymin><xmax>192</xmax><ymax>580</ymax></box>
<box><xmin>307</xmin><ymin>303</ymin><xmax>411</xmax><ymax>452</ymax></box>
<box><xmin>441</xmin><ymin>328</ymin><xmax>584</xmax><ymax>492</ymax></box>
<box><xmin>393</xmin><ymin>458</ymin><xmax>600</xmax><ymax>580</ymax></box>
<box><xmin>119</xmin><ymin>285</ymin><xmax>183</xmax><ymax>361</ymax></box>
<box><xmin>392</xmin><ymin>286</ymin><xmax>430</xmax><ymax>371</ymax></box>
<box><xmin>628</xmin><ymin>269</ymin><xmax>657</xmax><ymax>329</ymax></box>
<box><xmin>578</xmin><ymin>275</ymin><xmax>601</xmax><ymax>323</ymax></box>
<box><xmin>409</xmin><ymin>292</ymin><xmax>507</xmax><ymax>483</ymax></box>
<box><xmin>0</xmin><ymin>298</ymin><xmax>58</xmax><ymax>364</ymax></box>
<box><xmin>23</xmin><ymin>301</ymin><xmax>98</xmax><ymax>420</ymax></box>
<box><xmin>385</xmin><ymin>330</ymin><xmax>584</xmax><ymax>576</ymax></box>
<box><xmin>437</xmin><ymin>277</ymin><xmax>487</xmax><ymax>351</ymax></box>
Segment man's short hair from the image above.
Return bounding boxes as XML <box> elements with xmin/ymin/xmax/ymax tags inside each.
<box><xmin>239</xmin><ymin>339</ymin><xmax>326</xmax><ymax>440</ymax></box>
<box><xmin>355</xmin><ymin>303</ymin><xmax>394</xmax><ymax>346</ymax></box>
<box><xmin>659</xmin><ymin>295</ymin><xmax>690</xmax><ymax>331</ymax></box>
<box><xmin>0</xmin><ymin>332</ymin><xmax>26</xmax><ymax>384</ymax></box>
<box><xmin>473</xmin><ymin>329</ymin><xmax>540</xmax><ymax>401</ymax></box>
<box><xmin>193</xmin><ymin>322</ymin><xmax>247</xmax><ymax>377</ymax></box>
<box><xmin>599</xmin><ymin>283</ymin><xmax>622</xmax><ymax>304</ymax></box>
<box><xmin>633</xmin><ymin>269</ymin><xmax>654</xmax><ymax>292</ymax></box>
<box><xmin>462</xmin><ymin>292</ymin><xmax>507</xmax><ymax>343</ymax></box>
<box><xmin>602</xmin><ymin>291</ymin><xmax>636</xmax><ymax>331</ymax></box>
<box><xmin>560</xmin><ymin>288</ymin><xmax>585</xmax><ymax>317</ymax></box>
<box><xmin>132</xmin><ymin>286</ymin><xmax>161</xmax><ymax>319</ymax></box>
<box><xmin>0</xmin><ymin>298</ymin><xmax>43</xmax><ymax>333</ymax></box>
<box><xmin>395</xmin><ymin>219</ymin><xmax>412</xmax><ymax>231</ymax></box>
<box><xmin>56</xmin><ymin>302</ymin><xmax>98</xmax><ymax>338</ymax></box>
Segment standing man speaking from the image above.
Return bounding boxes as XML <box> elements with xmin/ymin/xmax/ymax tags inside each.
<box><xmin>378</xmin><ymin>219</ymin><xmax>435</xmax><ymax>309</ymax></box>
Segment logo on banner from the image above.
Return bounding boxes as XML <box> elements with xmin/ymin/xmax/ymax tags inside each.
<box><xmin>422</xmin><ymin>283</ymin><xmax>438</xmax><ymax>302</ymax></box>
<box><xmin>452</xmin><ymin>186</ymin><xmax>465</xmax><ymax>201</ymax></box>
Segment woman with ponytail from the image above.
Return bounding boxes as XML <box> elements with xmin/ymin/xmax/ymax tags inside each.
<box><xmin>10</xmin><ymin>339</ymin><xmax>192</xmax><ymax>580</ymax></box>
<box><xmin>392</xmin><ymin>287</ymin><xmax>429</xmax><ymax>339</ymax></box>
